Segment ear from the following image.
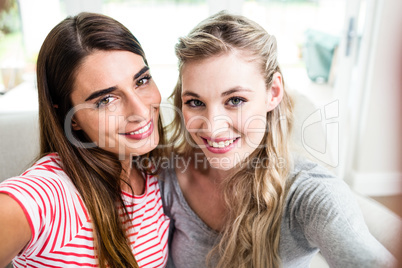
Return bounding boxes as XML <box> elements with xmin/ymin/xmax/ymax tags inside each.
<box><xmin>266</xmin><ymin>72</ymin><xmax>284</xmax><ymax>112</ymax></box>
<box><xmin>71</xmin><ymin>117</ymin><xmax>81</xmax><ymax>131</ymax></box>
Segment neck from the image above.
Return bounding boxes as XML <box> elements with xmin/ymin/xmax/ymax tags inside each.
<box><xmin>190</xmin><ymin>154</ymin><xmax>233</xmax><ymax>183</ymax></box>
<box><xmin>120</xmin><ymin>157</ymin><xmax>145</xmax><ymax>195</ymax></box>
<box><xmin>208</xmin><ymin>165</ymin><xmax>230</xmax><ymax>182</ymax></box>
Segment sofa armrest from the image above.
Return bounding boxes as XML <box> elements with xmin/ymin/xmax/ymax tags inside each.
<box><xmin>0</xmin><ymin>111</ymin><xmax>40</xmax><ymax>181</ymax></box>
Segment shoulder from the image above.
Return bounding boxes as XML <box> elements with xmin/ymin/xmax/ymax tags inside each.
<box><xmin>157</xmin><ymin>154</ymin><xmax>184</xmax><ymax>190</ymax></box>
<box><xmin>284</xmin><ymin>156</ymin><xmax>357</xmax><ymax>225</ymax></box>
<box><xmin>156</xmin><ymin>154</ymin><xmax>190</xmax><ymax>211</ymax></box>
<box><xmin>287</xmin><ymin>155</ymin><xmax>348</xmax><ymax>200</ymax></box>
<box><xmin>7</xmin><ymin>153</ymin><xmax>65</xmax><ymax>179</ymax></box>
<box><xmin>0</xmin><ymin>153</ymin><xmax>78</xmax><ymax>213</ymax></box>
<box><xmin>1</xmin><ymin>153</ymin><xmax>73</xmax><ymax>193</ymax></box>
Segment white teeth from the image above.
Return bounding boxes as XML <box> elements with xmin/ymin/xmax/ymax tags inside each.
<box><xmin>207</xmin><ymin>139</ymin><xmax>236</xmax><ymax>148</ymax></box>
<box><xmin>129</xmin><ymin>122</ymin><xmax>151</xmax><ymax>135</ymax></box>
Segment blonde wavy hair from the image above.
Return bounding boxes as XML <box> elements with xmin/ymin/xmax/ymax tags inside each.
<box><xmin>168</xmin><ymin>11</ymin><xmax>294</xmax><ymax>268</ymax></box>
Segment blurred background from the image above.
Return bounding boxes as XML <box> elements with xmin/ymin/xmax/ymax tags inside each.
<box><xmin>0</xmin><ymin>0</ymin><xmax>401</xmax><ymax>216</ymax></box>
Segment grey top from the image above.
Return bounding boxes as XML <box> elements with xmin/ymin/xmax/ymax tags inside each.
<box><xmin>158</xmin><ymin>156</ymin><xmax>397</xmax><ymax>268</ymax></box>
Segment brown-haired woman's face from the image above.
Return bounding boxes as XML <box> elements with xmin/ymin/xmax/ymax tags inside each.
<box><xmin>70</xmin><ymin>50</ymin><xmax>161</xmax><ymax>163</ymax></box>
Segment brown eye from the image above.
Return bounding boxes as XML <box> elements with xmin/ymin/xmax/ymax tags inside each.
<box><xmin>100</xmin><ymin>99</ymin><xmax>110</xmax><ymax>105</ymax></box>
<box><xmin>136</xmin><ymin>75</ymin><xmax>151</xmax><ymax>87</ymax></box>
<box><xmin>96</xmin><ymin>95</ymin><xmax>116</xmax><ymax>108</ymax></box>
<box><xmin>136</xmin><ymin>79</ymin><xmax>145</xmax><ymax>86</ymax></box>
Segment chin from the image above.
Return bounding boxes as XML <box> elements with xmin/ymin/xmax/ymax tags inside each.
<box><xmin>116</xmin><ymin>140</ymin><xmax>160</xmax><ymax>162</ymax></box>
<box><xmin>132</xmin><ymin>141</ymin><xmax>159</xmax><ymax>157</ymax></box>
<box><xmin>206</xmin><ymin>155</ymin><xmax>236</xmax><ymax>170</ymax></box>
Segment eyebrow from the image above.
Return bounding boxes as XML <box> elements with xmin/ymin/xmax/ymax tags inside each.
<box><xmin>221</xmin><ymin>87</ymin><xmax>252</xmax><ymax>97</ymax></box>
<box><xmin>134</xmin><ymin>66</ymin><xmax>150</xmax><ymax>79</ymax></box>
<box><xmin>181</xmin><ymin>91</ymin><xmax>200</xmax><ymax>98</ymax></box>
<box><xmin>85</xmin><ymin>66</ymin><xmax>150</xmax><ymax>101</ymax></box>
<box><xmin>182</xmin><ymin>87</ymin><xmax>253</xmax><ymax>98</ymax></box>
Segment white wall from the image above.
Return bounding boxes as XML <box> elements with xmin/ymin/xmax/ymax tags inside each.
<box><xmin>351</xmin><ymin>0</ymin><xmax>402</xmax><ymax>196</ymax></box>
<box><xmin>19</xmin><ymin>0</ymin><xmax>62</xmax><ymax>59</ymax></box>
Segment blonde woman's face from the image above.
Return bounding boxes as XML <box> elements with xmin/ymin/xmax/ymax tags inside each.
<box><xmin>181</xmin><ymin>51</ymin><xmax>282</xmax><ymax>170</ymax></box>
<box><xmin>70</xmin><ymin>50</ymin><xmax>161</xmax><ymax>165</ymax></box>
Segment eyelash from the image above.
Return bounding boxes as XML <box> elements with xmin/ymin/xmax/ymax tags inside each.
<box><xmin>95</xmin><ymin>74</ymin><xmax>153</xmax><ymax>108</ymax></box>
<box><xmin>184</xmin><ymin>99</ymin><xmax>204</xmax><ymax>107</ymax></box>
<box><xmin>96</xmin><ymin>95</ymin><xmax>115</xmax><ymax>108</ymax></box>
<box><xmin>226</xmin><ymin>96</ymin><xmax>246</xmax><ymax>107</ymax></box>
<box><xmin>136</xmin><ymin>74</ymin><xmax>152</xmax><ymax>87</ymax></box>
<box><xmin>184</xmin><ymin>96</ymin><xmax>247</xmax><ymax>108</ymax></box>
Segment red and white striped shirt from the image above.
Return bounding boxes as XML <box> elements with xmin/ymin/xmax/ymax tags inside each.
<box><xmin>0</xmin><ymin>153</ymin><xmax>170</xmax><ymax>268</ymax></box>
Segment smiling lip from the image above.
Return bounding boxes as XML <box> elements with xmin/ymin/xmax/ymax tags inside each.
<box><xmin>201</xmin><ymin>137</ymin><xmax>240</xmax><ymax>154</ymax></box>
<box><xmin>121</xmin><ymin>120</ymin><xmax>153</xmax><ymax>140</ymax></box>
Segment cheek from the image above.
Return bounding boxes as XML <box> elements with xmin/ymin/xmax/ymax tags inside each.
<box><xmin>75</xmin><ymin>111</ymin><xmax>109</xmax><ymax>140</ymax></box>
<box><xmin>146</xmin><ymin>88</ymin><xmax>162</xmax><ymax>120</ymax></box>
<box><xmin>182</xmin><ymin>109</ymin><xmax>204</xmax><ymax>133</ymax></box>
<box><xmin>150</xmin><ymin>86</ymin><xmax>162</xmax><ymax>105</ymax></box>
<box><xmin>182</xmin><ymin>108</ymin><xmax>192</xmax><ymax>129</ymax></box>
<box><xmin>241</xmin><ymin>113</ymin><xmax>267</xmax><ymax>147</ymax></box>
<box><xmin>138</xmin><ymin>86</ymin><xmax>161</xmax><ymax>112</ymax></box>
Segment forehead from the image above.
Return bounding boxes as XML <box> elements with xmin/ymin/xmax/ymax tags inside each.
<box><xmin>182</xmin><ymin>50</ymin><xmax>259</xmax><ymax>72</ymax></box>
<box><xmin>181</xmin><ymin>51</ymin><xmax>264</xmax><ymax>94</ymax></box>
<box><xmin>72</xmin><ymin>50</ymin><xmax>145</xmax><ymax>95</ymax></box>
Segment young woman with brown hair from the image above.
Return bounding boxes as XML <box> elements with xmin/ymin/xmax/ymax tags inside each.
<box><xmin>0</xmin><ymin>13</ymin><xmax>169</xmax><ymax>268</ymax></box>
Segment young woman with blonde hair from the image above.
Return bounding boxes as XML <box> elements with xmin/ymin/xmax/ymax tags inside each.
<box><xmin>159</xmin><ymin>11</ymin><xmax>396</xmax><ymax>268</ymax></box>
<box><xmin>0</xmin><ymin>13</ymin><xmax>169</xmax><ymax>268</ymax></box>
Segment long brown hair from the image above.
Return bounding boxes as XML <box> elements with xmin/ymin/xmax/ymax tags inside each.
<box><xmin>37</xmin><ymin>12</ymin><xmax>165</xmax><ymax>268</ymax></box>
<box><xmin>169</xmin><ymin>11</ymin><xmax>294</xmax><ymax>267</ymax></box>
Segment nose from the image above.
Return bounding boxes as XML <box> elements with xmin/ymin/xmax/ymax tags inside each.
<box><xmin>203</xmin><ymin>107</ymin><xmax>230</xmax><ymax>138</ymax></box>
<box><xmin>125</xmin><ymin>91</ymin><xmax>150</xmax><ymax>122</ymax></box>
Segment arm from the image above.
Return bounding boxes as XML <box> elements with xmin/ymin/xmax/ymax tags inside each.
<box><xmin>295</xmin><ymin>175</ymin><xmax>397</xmax><ymax>268</ymax></box>
<box><xmin>0</xmin><ymin>193</ymin><xmax>31</xmax><ymax>267</ymax></box>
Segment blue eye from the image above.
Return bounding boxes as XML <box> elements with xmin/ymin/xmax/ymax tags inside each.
<box><xmin>227</xmin><ymin>97</ymin><xmax>246</xmax><ymax>106</ymax></box>
<box><xmin>185</xmin><ymin>99</ymin><xmax>205</xmax><ymax>107</ymax></box>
